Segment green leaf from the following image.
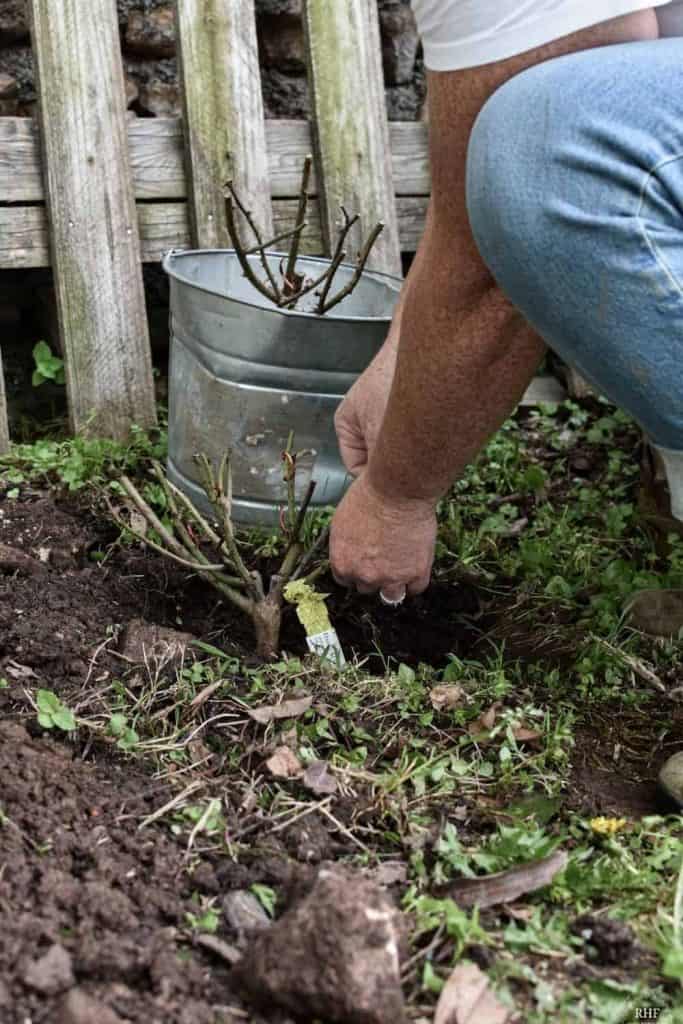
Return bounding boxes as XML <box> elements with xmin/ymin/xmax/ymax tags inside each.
<box><xmin>422</xmin><ymin>960</ymin><xmax>444</xmax><ymax>994</ymax></box>
<box><xmin>663</xmin><ymin>945</ymin><xmax>683</xmax><ymax>981</ymax></box>
<box><xmin>250</xmin><ymin>883</ymin><xmax>277</xmax><ymax>917</ymax></box>
<box><xmin>505</xmin><ymin>794</ymin><xmax>562</xmax><ymax>826</ymax></box>
<box><xmin>32</xmin><ymin>340</ymin><xmax>65</xmax><ymax>387</ymax></box>
<box><xmin>37</xmin><ymin>690</ymin><xmax>60</xmax><ymax>713</ymax></box>
<box><xmin>398</xmin><ymin>663</ymin><xmax>416</xmax><ymax>686</ymax></box>
<box><xmin>108</xmin><ymin>713</ymin><xmax>127</xmax><ymax>737</ymax></box>
<box><xmin>52</xmin><ymin>708</ymin><xmax>76</xmax><ymax>732</ymax></box>
<box><xmin>117</xmin><ymin>728</ymin><xmax>140</xmax><ymax>752</ymax></box>
<box><xmin>33</xmin><ymin>340</ymin><xmax>52</xmax><ymax>363</ymax></box>
<box><xmin>37</xmin><ymin>712</ymin><xmax>54</xmax><ymax>729</ymax></box>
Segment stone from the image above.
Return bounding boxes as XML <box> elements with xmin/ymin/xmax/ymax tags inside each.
<box><xmin>55</xmin><ymin>988</ymin><xmax>126</xmax><ymax>1024</ymax></box>
<box><xmin>625</xmin><ymin>589</ymin><xmax>683</xmax><ymax>638</ymax></box>
<box><xmin>234</xmin><ymin>866</ymin><xmax>407</xmax><ymax>1024</ymax></box>
<box><xmin>379</xmin><ymin>4</ymin><xmax>419</xmax><ymax>85</ymax></box>
<box><xmin>124</xmin><ymin>7</ymin><xmax>176</xmax><ymax>59</ymax></box>
<box><xmin>258</xmin><ymin>14</ymin><xmax>306</xmax><ymax>75</ymax></box>
<box><xmin>0</xmin><ymin>0</ymin><xmax>28</xmax><ymax>42</ymax></box>
<box><xmin>256</xmin><ymin>0</ymin><xmax>302</xmax><ymax>15</ymax></box>
<box><xmin>0</xmin><ymin>73</ymin><xmax>18</xmax><ymax>99</ymax></box>
<box><xmin>22</xmin><ymin>944</ymin><xmax>75</xmax><ymax>996</ymax></box>
<box><xmin>118</xmin><ymin>619</ymin><xmax>195</xmax><ymax>665</ymax></box>
<box><xmin>658</xmin><ymin>751</ymin><xmax>683</xmax><ymax>807</ymax></box>
<box><xmin>385</xmin><ymin>79</ymin><xmax>426</xmax><ymax>122</ymax></box>
<box><xmin>139</xmin><ymin>77</ymin><xmax>181</xmax><ymax>117</ymax></box>
<box><xmin>223</xmin><ymin>889</ymin><xmax>271</xmax><ymax>937</ymax></box>
<box><xmin>261</xmin><ymin>69</ymin><xmax>309</xmax><ymax>120</ymax></box>
<box><xmin>0</xmin><ymin>46</ymin><xmax>35</xmax><ymax>105</ymax></box>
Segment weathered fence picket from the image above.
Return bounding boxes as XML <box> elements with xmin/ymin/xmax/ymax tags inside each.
<box><xmin>0</xmin><ymin>118</ymin><xmax>431</xmax><ymax>205</ymax></box>
<box><xmin>176</xmin><ymin>0</ymin><xmax>273</xmax><ymax>248</ymax></box>
<box><xmin>0</xmin><ymin>347</ymin><xmax>9</xmax><ymax>455</ymax></box>
<box><xmin>303</xmin><ymin>0</ymin><xmax>402</xmax><ymax>276</ymax></box>
<box><xmin>28</xmin><ymin>0</ymin><xmax>156</xmax><ymax>440</ymax></box>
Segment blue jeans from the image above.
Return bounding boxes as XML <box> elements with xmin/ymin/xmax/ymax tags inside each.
<box><xmin>466</xmin><ymin>39</ymin><xmax>683</xmax><ymax>511</ymax></box>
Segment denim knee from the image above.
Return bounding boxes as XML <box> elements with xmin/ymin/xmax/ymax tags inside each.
<box><xmin>465</xmin><ymin>71</ymin><xmax>551</xmax><ymax>289</ymax></box>
<box><xmin>464</xmin><ymin>40</ymin><xmax>683</xmax><ymax>451</ymax></box>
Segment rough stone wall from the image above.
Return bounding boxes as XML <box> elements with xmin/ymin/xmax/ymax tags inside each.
<box><xmin>0</xmin><ymin>0</ymin><xmax>425</xmax><ymax>121</ymax></box>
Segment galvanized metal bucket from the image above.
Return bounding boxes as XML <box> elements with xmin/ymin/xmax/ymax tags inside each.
<box><xmin>163</xmin><ymin>250</ymin><xmax>401</xmax><ymax>526</ymax></box>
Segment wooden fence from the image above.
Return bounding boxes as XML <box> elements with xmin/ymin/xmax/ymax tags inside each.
<box><xmin>0</xmin><ymin>0</ymin><xmax>430</xmax><ymax>452</ymax></box>
<box><xmin>0</xmin><ymin>0</ymin><xmax>564</xmax><ymax>455</ymax></box>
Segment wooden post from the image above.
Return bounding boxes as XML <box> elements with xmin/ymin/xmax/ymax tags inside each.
<box><xmin>0</xmin><ymin>347</ymin><xmax>9</xmax><ymax>455</ymax></box>
<box><xmin>29</xmin><ymin>0</ymin><xmax>156</xmax><ymax>440</ymax></box>
<box><xmin>304</xmin><ymin>0</ymin><xmax>402</xmax><ymax>276</ymax></box>
<box><xmin>176</xmin><ymin>0</ymin><xmax>273</xmax><ymax>248</ymax></box>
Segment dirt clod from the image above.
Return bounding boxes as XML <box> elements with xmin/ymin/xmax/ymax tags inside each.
<box><xmin>234</xmin><ymin>865</ymin><xmax>407</xmax><ymax>1024</ymax></box>
<box><xmin>572</xmin><ymin>914</ymin><xmax>637</xmax><ymax>966</ymax></box>
<box><xmin>0</xmin><ymin>540</ymin><xmax>47</xmax><ymax>575</ymax></box>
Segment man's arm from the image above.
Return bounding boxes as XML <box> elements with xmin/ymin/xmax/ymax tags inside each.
<box><xmin>331</xmin><ymin>8</ymin><xmax>659</xmax><ymax>596</ymax></box>
<box><xmin>366</xmin><ymin>8</ymin><xmax>659</xmax><ymax>506</ymax></box>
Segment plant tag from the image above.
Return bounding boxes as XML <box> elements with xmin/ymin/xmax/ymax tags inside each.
<box><xmin>307</xmin><ymin>629</ymin><xmax>346</xmax><ymax>667</ymax></box>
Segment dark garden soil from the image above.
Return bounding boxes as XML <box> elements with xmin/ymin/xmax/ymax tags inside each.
<box><xmin>0</xmin><ymin>488</ymin><xmax>484</xmax><ymax>707</ymax></box>
<box><xmin>0</xmin><ymin>484</ymin><xmax>681</xmax><ymax>1022</ymax></box>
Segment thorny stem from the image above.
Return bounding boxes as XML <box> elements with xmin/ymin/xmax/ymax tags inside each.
<box><xmin>151</xmin><ymin>463</ymin><xmax>225</xmax><ymax>575</ymax></box>
<box><xmin>224</xmin><ymin>161</ymin><xmax>384</xmax><ymax>315</ymax></box>
<box><xmin>229</xmin><ymin>192</ymin><xmax>280</xmax><ymax>301</ymax></box>
<box><xmin>224</xmin><ymin>189</ymin><xmax>281</xmax><ymax>304</ymax></box>
<box><xmin>314</xmin><ymin>206</ymin><xmax>358</xmax><ymax>314</ymax></box>
<box><xmin>113</xmin><ymin>444</ymin><xmax>331</xmax><ymax>660</ymax></box>
<box><xmin>317</xmin><ymin>221</ymin><xmax>385</xmax><ymax>316</ymax></box>
<box><xmin>194</xmin><ymin>453</ymin><xmax>257</xmax><ymax>597</ymax></box>
<box><xmin>283</xmin><ymin>154</ymin><xmax>313</xmax><ymax>296</ymax></box>
<box><xmin>290</xmin><ymin>523</ymin><xmax>332</xmax><ymax>583</ymax></box>
<box><xmin>115</xmin><ymin>479</ymin><xmax>252</xmax><ymax>612</ymax></box>
<box><xmin>276</xmin><ymin>266</ymin><xmax>331</xmax><ymax>309</ymax></box>
<box><xmin>283</xmin><ymin>430</ymin><xmax>297</xmax><ymax>534</ymax></box>
<box><xmin>243</xmin><ymin>222</ymin><xmax>306</xmax><ymax>257</ymax></box>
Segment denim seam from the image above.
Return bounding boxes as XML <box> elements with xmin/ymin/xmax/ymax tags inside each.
<box><xmin>635</xmin><ymin>152</ymin><xmax>683</xmax><ymax>298</ymax></box>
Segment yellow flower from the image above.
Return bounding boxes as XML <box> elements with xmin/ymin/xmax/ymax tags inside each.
<box><xmin>590</xmin><ymin>816</ymin><xmax>628</xmax><ymax>836</ymax></box>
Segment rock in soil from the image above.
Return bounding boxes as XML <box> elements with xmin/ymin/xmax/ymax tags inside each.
<box><xmin>56</xmin><ymin>988</ymin><xmax>128</xmax><ymax>1024</ymax></box>
<box><xmin>223</xmin><ymin>890</ymin><xmax>271</xmax><ymax>939</ymax></box>
<box><xmin>625</xmin><ymin>588</ymin><xmax>683</xmax><ymax>637</ymax></box>
<box><xmin>233</xmin><ymin>865</ymin><xmax>407</xmax><ymax>1024</ymax></box>
<box><xmin>22</xmin><ymin>944</ymin><xmax>75</xmax><ymax>995</ymax></box>
<box><xmin>658</xmin><ymin>750</ymin><xmax>683</xmax><ymax>807</ymax></box>
<box><xmin>119</xmin><ymin>618</ymin><xmax>195</xmax><ymax>665</ymax></box>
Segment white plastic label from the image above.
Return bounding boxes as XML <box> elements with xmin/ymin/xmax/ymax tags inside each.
<box><xmin>307</xmin><ymin>629</ymin><xmax>346</xmax><ymax>667</ymax></box>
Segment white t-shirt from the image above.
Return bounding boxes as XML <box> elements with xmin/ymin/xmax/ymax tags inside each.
<box><xmin>411</xmin><ymin>0</ymin><xmax>683</xmax><ymax>71</ymax></box>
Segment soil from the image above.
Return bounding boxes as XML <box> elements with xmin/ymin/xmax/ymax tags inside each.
<box><xmin>0</xmin><ymin>720</ymin><xmax>240</xmax><ymax>1024</ymax></box>
<box><xmin>0</xmin><ymin>487</ymin><xmax>484</xmax><ymax>711</ymax></box>
<box><xmin>0</xmin><ymin>483</ymin><xmax>681</xmax><ymax>1022</ymax></box>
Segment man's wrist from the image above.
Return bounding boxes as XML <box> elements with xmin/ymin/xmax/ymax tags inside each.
<box><xmin>364</xmin><ymin>458</ymin><xmax>440</xmax><ymax>513</ymax></box>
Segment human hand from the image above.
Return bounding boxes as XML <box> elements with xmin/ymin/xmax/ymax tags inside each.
<box><xmin>330</xmin><ymin>473</ymin><xmax>436</xmax><ymax>599</ymax></box>
<box><xmin>334</xmin><ymin>340</ymin><xmax>397</xmax><ymax>477</ymax></box>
